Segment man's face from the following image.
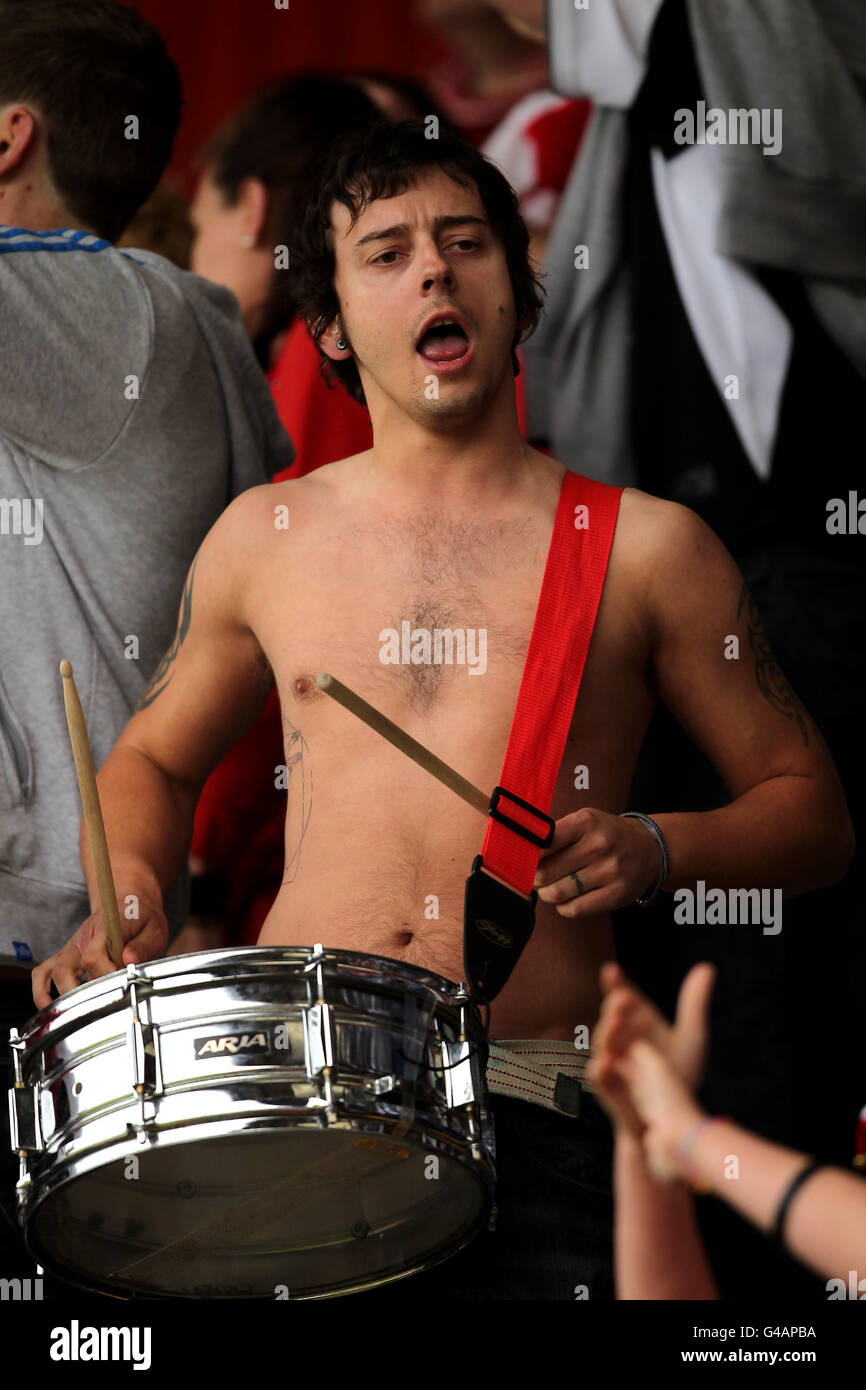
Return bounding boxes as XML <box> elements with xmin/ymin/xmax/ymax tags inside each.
<box><xmin>189</xmin><ymin>172</ymin><xmax>247</xmax><ymax>292</ymax></box>
<box><xmin>327</xmin><ymin>168</ymin><xmax>519</xmax><ymax>429</ymax></box>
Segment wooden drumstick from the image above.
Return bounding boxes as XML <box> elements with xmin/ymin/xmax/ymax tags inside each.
<box><xmin>316</xmin><ymin>672</ymin><xmax>489</xmax><ymax>816</ymax></box>
<box><xmin>60</xmin><ymin>660</ymin><xmax>124</xmax><ymax>966</ymax></box>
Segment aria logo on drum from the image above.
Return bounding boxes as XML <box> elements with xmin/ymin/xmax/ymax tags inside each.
<box><xmin>474</xmin><ymin>919</ymin><xmax>514</xmax><ymax>951</ymax></box>
<box><xmin>194</xmin><ymin>1031</ymin><xmax>273</xmax><ymax>1060</ymax></box>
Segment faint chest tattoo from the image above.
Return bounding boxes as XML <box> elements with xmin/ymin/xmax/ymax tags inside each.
<box><xmin>737</xmin><ymin>581</ymin><xmax>811</xmax><ymax>747</ymax></box>
<box><xmin>281</xmin><ymin>721</ymin><xmax>313</xmax><ymax>883</ymax></box>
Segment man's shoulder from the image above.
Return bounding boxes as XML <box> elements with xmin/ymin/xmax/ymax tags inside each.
<box><xmin>271</xmin><ymin>453</ymin><xmax>373</xmax><ymax>499</ymax></box>
<box><xmin>210</xmin><ymin>474</ymin><xmax>328</xmax><ymax>549</ymax></box>
<box><xmin>611</xmin><ymin>489</ymin><xmax>739</xmax><ymax>637</ymax></box>
<box><xmin>603</xmin><ymin>488</ymin><xmax>730</xmax><ymax>618</ymax></box>
<box><xmin>615</xmin><ymin>487</ymin><xmax>713</xmax><ymax>557</ymax></box>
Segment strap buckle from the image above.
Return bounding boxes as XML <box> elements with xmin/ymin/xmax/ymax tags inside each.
<box><xmin>488</xmin><ymin>784</ymin><xmax>555</xmax><ymax>849</ymax></box>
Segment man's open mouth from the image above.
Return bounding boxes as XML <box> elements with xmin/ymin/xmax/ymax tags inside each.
<box><xmin>416</xmin><ymin>316</ymin><xmax>472</xmax><ymax>364</ymax></box>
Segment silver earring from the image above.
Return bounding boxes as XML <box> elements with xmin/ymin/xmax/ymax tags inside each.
<box><xmin>240</xmin><ymin>234</ymin><xmax>254</xmax><ymax>249</ymax></box>
<box><xmin>336</xmin><ymin>336</ymin><xmax>348</xmax><ymax>351</ymax></box>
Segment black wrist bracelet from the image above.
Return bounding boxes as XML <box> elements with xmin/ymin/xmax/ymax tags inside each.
<box><xmin>771</xmin><ymin>1157</ymin><xmax>826</xmax><ymax>1252</ymax></box>
<box><xmin>619</xmin><ymin>811</ymin><xmax>671</xmax><ymax>906</ymax></box>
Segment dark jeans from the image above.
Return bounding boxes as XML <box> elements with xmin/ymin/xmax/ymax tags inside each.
<box><xmin>358</xmin><ymin>1090</ymin><xmax>615</xmax><ymax>1302</ymax></box>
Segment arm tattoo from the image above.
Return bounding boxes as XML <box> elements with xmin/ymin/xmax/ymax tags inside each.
<box><xmin>136</xmin><ymin>556</ymin><xmax>198</xmax><ymax>712</ymax></box>
<box><xmin>737</xmin><ymin>581</ymin><xmax>811</xmax><ymax>747</ymax></box>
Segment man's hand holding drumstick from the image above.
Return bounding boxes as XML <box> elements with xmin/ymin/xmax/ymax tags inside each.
<box><xmin>531</xmin><ymin>807</ymin><xmax>663</xmax><ymax>918</ymax></box>
<box><xmin>32</xmin><ymin>887</ymin><xmax>170</xmax><ymax>1008</ymax></box>
<box><xmin>32</xmin><ymin>663</ymin><xmax>170</xmax><ymax>1008</ymax></box>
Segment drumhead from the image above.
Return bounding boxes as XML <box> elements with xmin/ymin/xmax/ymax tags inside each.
<box><xmin>30</xmin><ymin>1125</ymin><xmax>487</xmax><ymax>1298</ymax></box>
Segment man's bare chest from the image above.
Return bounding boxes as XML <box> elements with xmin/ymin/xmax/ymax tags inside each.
<box><xmin>251</xmin><ymin>505</ymin><xmax>652</xmax><ymax>794</ymax></box>
<box><xmin>257</xmin><ymin>513</ymin><xmax>549</xmax><ymax>716</ymax></box>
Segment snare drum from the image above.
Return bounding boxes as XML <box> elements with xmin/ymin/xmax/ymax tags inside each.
<box><xmin>7</xmin><ymin>945</ymin><xmax>495</xmax><ymax>1299</ymax></box>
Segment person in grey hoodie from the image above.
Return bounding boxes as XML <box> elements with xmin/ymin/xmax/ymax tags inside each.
<box><xmin>0</xmin><ymin>0</ymin><xmax>294</xmax><ymax>972</ymax></box>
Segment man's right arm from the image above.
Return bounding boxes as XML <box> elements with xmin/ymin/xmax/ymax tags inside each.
<box><xmin>33</xmin><ymin>490</ymin><xmax>276</xmax><ymax>1002</ymax></box>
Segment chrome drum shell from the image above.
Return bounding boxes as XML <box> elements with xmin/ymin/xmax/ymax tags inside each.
<box><xmin>7</xmin><ymin>946</ymin><xmax>495</xmax><ymax>1299</ymax></box>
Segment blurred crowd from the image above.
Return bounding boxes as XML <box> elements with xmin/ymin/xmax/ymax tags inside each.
<box><xmin>1</xmin><ymin>0</ymin><xmax>864</xmax><ymax>1301</ymax></box>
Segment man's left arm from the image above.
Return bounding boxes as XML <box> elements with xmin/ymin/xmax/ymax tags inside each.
<box><xmin>535</xmin><ymin>500</ymin><xmax>854</xmax><ymax>916</ymax></box>
<box><xmin>636</xmin><ymin>504</ymin><xmax>854</xmax><ymax>897</ymax></box>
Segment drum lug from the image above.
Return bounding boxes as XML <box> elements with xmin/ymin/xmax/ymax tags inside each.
<box><xmin>303</xmin><ymin>1001</ymin><xmax>327</xmax><ymax>1072</ymax></box>
<box><xmin>303</xmin><ymin>947</ymin><xmax>337</xmax><ymax>1121</ymax></box>
<box><xmin>441</xmin><ymin>1040</ymin><xmax>475</xmax><ymax>1109</ymax></box>
<box><xmin>7</xmin><ymin>1082</ymin><xmax>42</xmax><ymax>1154</ymax></box>
<box><xmin>7</xmin><ymin>1029</ymin><xmax>42</xmax><ymax>1155</ymax></box>
<box><xmin>126</xmin><ymin>971</ymin><xmax>162</xmax><ymax>1140</ymax></box>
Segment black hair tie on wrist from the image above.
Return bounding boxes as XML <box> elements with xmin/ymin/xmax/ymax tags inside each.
<box><xmin>771</xmin><ymin>1157</ymin><xmax>826</xmax><ymax>1252</ymax></box>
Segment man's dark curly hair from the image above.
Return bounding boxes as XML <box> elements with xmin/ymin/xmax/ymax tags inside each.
<box><xmin>288</xmin><ymin>119</ymin><xmax>545</xmax><ymax>407</ymax></box>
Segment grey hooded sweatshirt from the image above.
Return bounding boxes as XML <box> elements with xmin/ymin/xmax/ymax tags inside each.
<box><xmin>0</xmin><ymin>229</ymin><xmax>294</xmax><ymax>964</ymax></box>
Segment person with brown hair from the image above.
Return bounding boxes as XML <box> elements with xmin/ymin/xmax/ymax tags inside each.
<box><xmin>35</xmin><ymin>120</ymin><xmax>852</xmax><ymax>1300</ymax></box>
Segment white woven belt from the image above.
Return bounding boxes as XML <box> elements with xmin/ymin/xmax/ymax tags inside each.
<box><xmin>485</xmin><ymin>1038</ymin><xmax>595</xmax><ymax>1119</ymax></box>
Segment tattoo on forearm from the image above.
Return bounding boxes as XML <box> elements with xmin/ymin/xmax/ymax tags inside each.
<box><xmin>737</xmin><ymin>582</ymin><xmax>811</xmax><ymax>747</ymax></box>
<box><xmin>282</xmin><ymin>722</ymin><xmax>313</xmax><ymax>883</ymax></box>
<box><xmin>136</xmin><ymin>556</ymin><xmax>198</xmax><ymax>712</ymax></box>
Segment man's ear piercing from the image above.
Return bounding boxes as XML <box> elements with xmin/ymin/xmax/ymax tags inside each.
<box><xmin>336</xmin><ymin>336</ymin><xmax>348</xmax><ymax>351</ymax></box>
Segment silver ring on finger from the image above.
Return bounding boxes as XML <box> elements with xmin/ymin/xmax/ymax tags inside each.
<box><xmin>571</xmin><ymin>871</ymin><xmax>586</xmax><ymax>898</ymax></box>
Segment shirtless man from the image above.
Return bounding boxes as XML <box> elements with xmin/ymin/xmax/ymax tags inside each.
<box><xmin>33</xmin><ymin>121</ymin><xmax>853</xmax><ymax>1299</ymax></box>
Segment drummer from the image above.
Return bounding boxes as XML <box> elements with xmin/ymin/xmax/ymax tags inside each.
<box><xmin>35</xmin><ymin>120</ymin><xmax>854</xmax><ymax>1300</ymax></box>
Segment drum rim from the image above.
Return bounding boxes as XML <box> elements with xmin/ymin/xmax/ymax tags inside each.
<box><xmin>19</xmin><ymin>945</ymin><xmax>467</xmax><ymax>1042</ymax></box>
<box><xmin>25</xmin><ymin>1205</ymin><xmax>491</xmax><ymax>1301</ymax></box>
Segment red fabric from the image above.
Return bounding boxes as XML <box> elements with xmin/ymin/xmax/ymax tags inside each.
<box><xmin>525</xmin><ymin>99</ymin><xmax>591</xmax><ymax>199</ymax></box>
<box><xmin>129</xmin><ymin>0</ymin><xmax>448</xmax><ymax>187</ymax></box>
<box><xmin>425</xmin><ymin>52</ymin><xmax>550</xmax><ymax>148</ymax></box>
<box><xmin>480</xmin><ymin>473</ymin><xmax>623</xmax><ymax>895</ymax></box>
<box><xmin>268</xmin><ymin>319</ymin><xmax>373</xmax><ymax>480</ymax></box>
<box><xmin>482</xmin><ymin>93</ymin><xmax>590</xmax><ymax>232</ymax></box>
